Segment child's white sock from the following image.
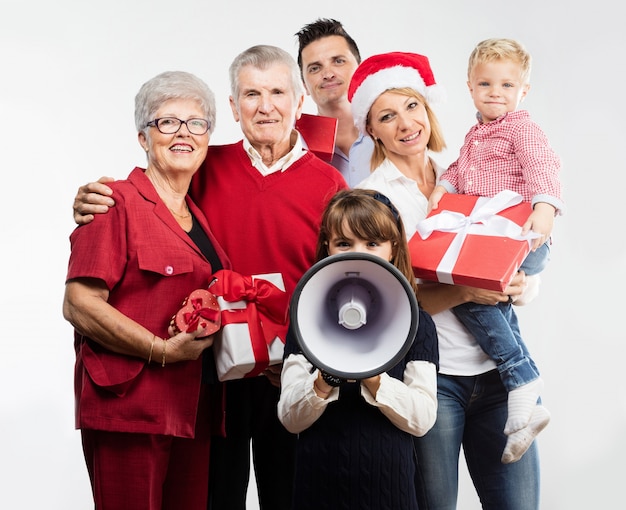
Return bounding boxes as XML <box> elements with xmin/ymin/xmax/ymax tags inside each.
<box><xmin>504</xmin><ymin>377</ymin><xmax>544</xmax><ymax>435</ymax></box>
<box><xmin>501</xmin><ymin>405</ymin><xmax>550</xmax><ymax>464</ymax></box>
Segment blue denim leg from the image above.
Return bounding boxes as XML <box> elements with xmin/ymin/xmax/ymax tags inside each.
<box><xmin>505</xmin><ymin>304</ymin><xmax>540</xmax><ymax>378</ymax></box>
<box><xmin>519</xmin><ymin>242</ymin><xmax>550</xmax><ymax>276</ymax></box>
<box><xmin>452</xmin><ymin>302</ymin><xmax>540</xmax><ymax>391</ymax></box>
<box><xmin>414</xmin><ymin>371</ymin><xmax>541</xmax><ymax>510</ymax></box>
<box><xmin>414</xmin><ymin>373</ymin><xmax>467</xmax><ymax>510</ymax></box>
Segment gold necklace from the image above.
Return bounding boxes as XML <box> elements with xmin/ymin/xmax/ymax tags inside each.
<box><xmin>168</xmin><ymin>205</ymin><xmax>191</xmax><ymax>219</ymax></box>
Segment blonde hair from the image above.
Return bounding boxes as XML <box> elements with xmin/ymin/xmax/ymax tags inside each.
<box><xmin>467</xmin><ymin>38</ymin><xmax>532</xmax><ymax>85</ymax></box>
<box><xmin>316</xmin><ymin>189</ymin><xmax>417</xmax><ymax>294</ymax></box>
<box><xmin>367</xmin><ymin>87</ymin><xmax>446</xmax><ymax>170</ymax></box>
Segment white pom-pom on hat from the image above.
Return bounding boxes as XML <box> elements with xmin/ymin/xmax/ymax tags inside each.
<box><xmin>348</xmin><ymin>52</ymin><xmax>445</xmax><ymax>135</ymax></box>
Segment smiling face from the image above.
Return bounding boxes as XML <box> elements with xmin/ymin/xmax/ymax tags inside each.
<box><xmin>139</xmin><ymin>98</ymin><xmax>209</xmax><ymax>177</ymax></box>
<box><xmin>367</xmin><ymin>90</ymin><xmax>431</xmax><ymax>159</ymax></box>
<box><xmin>300</xmin><ymin>35</ymin><xmax>360</xmax><ymax>109</ymax></box>
<box><xmin>229</xmin><ymin>62</ymin><xmax>304</xmax><ymax>154</ymax></box>
<box><xmin>468</xmin><ymin>59</ymin><xmax>530</xmax><ymax>123</ymax></box>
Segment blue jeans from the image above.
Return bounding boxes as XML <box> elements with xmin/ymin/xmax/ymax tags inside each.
<box><xmin>414</xmin><ymin>370</ymin><xmax>541</xmax><ymax>510</ymax></box>
<box><xmin>451</xmin><ymin>243</ymin><xmax>549</xmax><ymax>390</ymax></box>
<box><xmin>517</xmin><ymin>242</ymin><xmax>550</xmax><ymax>277</ymax></box>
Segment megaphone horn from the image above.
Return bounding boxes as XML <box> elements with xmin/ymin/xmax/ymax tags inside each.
<box><xmin>290</xmin><ymin>253</ymin><xmax>419</xmax><ymax>380</ymax></box>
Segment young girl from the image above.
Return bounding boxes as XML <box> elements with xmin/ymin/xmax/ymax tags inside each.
<box><xmin>277</xmin><ymin>188</ymin><xmax>439</xmax><ymax>510</ymax></box>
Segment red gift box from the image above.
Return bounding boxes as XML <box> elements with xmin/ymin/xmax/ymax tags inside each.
<box><xmin>409</xmin><ymin>191</ymin><xmax>538</xmax><ymax>291</ymax></box>
<box><xmin>296</xmin><ymin>113</ymin><xmax>338</xmax><ymax>162</ymax></box>
<box><xmin>170</xmin><ymin>289</ymin><xmax>221</xmax><ymax>338</ymax></box>
<box><xmin>209</xmin><ymin>270</ymin><xmax>289</xmax><ymax>382</ymax></box>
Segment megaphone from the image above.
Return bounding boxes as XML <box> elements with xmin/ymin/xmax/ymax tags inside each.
<box><xmin>290</xmin><ymin>252</ymin><xmax>419</xmax><ymax>380</ymax></box>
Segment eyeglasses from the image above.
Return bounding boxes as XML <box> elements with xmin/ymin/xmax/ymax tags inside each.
<box><xmin>146</xmin><ymin>117</ymin><xmax>211</xmax><ymax>135</ymax></box>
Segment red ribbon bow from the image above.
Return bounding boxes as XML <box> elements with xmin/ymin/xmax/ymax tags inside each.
<box><xmin>210</xmin><ymin>270</ymin><xmax>289</xmax><ymax>377</ymax></box>
<box><xmin>183</xmin><ymin>297</ymin><xmax>220</xmax><ymax>333</ymax></box>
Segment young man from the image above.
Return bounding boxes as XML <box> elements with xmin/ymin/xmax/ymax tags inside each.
<box><xmin>295</xmin><ymin>18</ymin><xmax>374</xmax><ymax>187</ymax></box>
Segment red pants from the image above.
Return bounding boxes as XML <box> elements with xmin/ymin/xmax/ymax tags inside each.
<box><xmin>81</xmin><ymin>428</ymin><xmax>211</xmax><ymax>510</ymax></box>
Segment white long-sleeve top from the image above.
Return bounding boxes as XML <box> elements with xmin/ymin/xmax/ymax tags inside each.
<box><xmin>277</xmin><ymin>353</ymin><xmax>437</xmax><ymax>437</ymax></box>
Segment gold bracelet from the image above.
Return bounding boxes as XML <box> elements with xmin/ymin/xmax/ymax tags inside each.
<box><xmin>148</xmin><ymin>335</ymin><xmax>157</xmax><ymax>364</ymax></box>
<box><xmin>161</xmin><ymin>338</ymin><xmax>167</xmax><ymax>368</ymax></box>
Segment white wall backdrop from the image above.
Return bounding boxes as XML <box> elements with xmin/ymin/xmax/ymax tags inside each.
<box><xmin>1</xmin><ymin>0</ymin><xmax>623</xmax><ymax>508</ymax></box>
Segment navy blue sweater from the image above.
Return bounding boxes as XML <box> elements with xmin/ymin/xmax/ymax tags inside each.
<box><xmin>286</xmin><ymin>308</ymin><xmax>438</xmax><ymax>510</ymax></box>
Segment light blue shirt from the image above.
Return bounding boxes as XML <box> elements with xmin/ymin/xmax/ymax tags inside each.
<box><xmin>330</xmin><ymin>134</ymin><xmax>375</xmax><ymax>188</ymax></box>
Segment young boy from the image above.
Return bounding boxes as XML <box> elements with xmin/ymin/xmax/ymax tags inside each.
<box><xmin>428</xmin><ymin>38</ymin><xmax>564</xmax><ymax>463</ymax></box>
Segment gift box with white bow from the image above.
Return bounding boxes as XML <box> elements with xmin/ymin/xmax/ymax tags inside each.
<box><xmin>409</xmin><ymin>190</ymin><xmax>539</xmax><ymax>291</ymax></box>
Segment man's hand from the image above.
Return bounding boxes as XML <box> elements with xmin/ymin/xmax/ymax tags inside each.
<box><xmin>263</xmin><ymin>364</ymin><xmax>283</xmax><ymax>388</ymax></box>
<box><xmin>73</xmin><ymin>176</ymin><xmax>116</xmax><ymax>225</ymax></box>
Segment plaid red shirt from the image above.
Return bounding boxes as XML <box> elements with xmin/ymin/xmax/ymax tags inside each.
<box><xmin>440</xmin><ymin>110</ymin><xmax>563</xmax><ymax>213</ymax></box>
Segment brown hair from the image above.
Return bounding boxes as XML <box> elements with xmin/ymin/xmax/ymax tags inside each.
<box><xmin>316</xmin><ymin>189</ymin><xmax>417</xmax><ymax>294</ymax></box>
<box><xmin>295</xmin><ymin>18</ymin><xmax>361</xmax><ymax>74</ymax></box>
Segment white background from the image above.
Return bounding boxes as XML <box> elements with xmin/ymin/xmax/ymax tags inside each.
<box><xmin>1</xmin><ymin>1</ymin><xmax>623</xmax><ymax>508</ymax></box>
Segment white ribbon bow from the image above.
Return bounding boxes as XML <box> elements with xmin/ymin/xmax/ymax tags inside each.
<box><xmin>415</xmin><ymin>190</ymin><xmax>540</xmax><ymax>285</ymax></box>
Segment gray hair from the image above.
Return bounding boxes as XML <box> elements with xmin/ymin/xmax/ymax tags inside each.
<box><xmin>228</xmin><ymin>45</ymin><xmax>305</xmax><ymax>104</ymax></box>
<box><xmin>134</xmin><ymin>70</ymin><xmax>216</xmax><ymax>137</ymax></box>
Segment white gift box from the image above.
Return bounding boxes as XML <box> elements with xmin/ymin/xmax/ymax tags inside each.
<box><xmin>211</xmin><ymin>272</ymin><xmax>287</xmax><ymax>382</ymax></box>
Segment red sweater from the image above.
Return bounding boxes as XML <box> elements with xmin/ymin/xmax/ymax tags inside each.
<box><xmin>190</xmin><ymin>141</ymin><xmax>348</xmax><ymax>297</ymax></box>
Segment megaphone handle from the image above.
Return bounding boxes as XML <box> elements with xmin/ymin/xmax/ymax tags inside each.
<box><xmin>321</xmin><ymin>371</ymin><xmax>344</xmax><ymax>387</ymax></box>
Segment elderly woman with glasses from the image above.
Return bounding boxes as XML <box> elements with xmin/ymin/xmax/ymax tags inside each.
<box><xmin>63</xmin><ymin>70</ymin><xmax>230</xmax><ymax>510</ymax></box>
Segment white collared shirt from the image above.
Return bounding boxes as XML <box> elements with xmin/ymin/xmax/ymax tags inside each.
<box><xmin>243</xmin><ymin>130</ymin><xmax>307</xmax><ymax>176</ymax></box>
<box><xmin>356</xmin><ymin>158</ymin><xmax>432</xmax><ymax>239</ymax></box>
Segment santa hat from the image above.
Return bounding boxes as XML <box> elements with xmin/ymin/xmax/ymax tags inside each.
<box><xmin>348</xmin><ymin>52</ymin><xmax>445</xmax><ymax>135</ymax></box>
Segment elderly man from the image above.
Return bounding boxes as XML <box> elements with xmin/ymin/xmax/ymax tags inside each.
<box><xmin>198</xmin><ymin>45</ymin><xmax>348</xmax><ymax>510</ymax></box>
<box><xmin>295</xmin><ymin>18</ymin><xmax>374</xmax><ymax>187</ymax></box>
<box><xmin>72</xmin><ymin>45</ymin><xmax>348</xmax><ymax>510</ymax></box>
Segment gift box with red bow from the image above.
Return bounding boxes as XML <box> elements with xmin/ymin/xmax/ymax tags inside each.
<box><xmin>409</xmin><ymin>190</ymin><xmax>539</xmax><ymax>291</ymax></box>
<box><xmin>170</xmin><ymin>289</ymin><xmax>221</xmax><ymax>338</ymax></box>
<box><xmin>209</xmin><ymin>270</ymin><xmax>289</xmax><ymax>382</ymax></box>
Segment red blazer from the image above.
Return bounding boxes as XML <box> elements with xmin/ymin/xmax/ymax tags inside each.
<box><xmin>67</xmin><ymin>168</ymin><xmax>230</xmax><ymax>438</ymax></box>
